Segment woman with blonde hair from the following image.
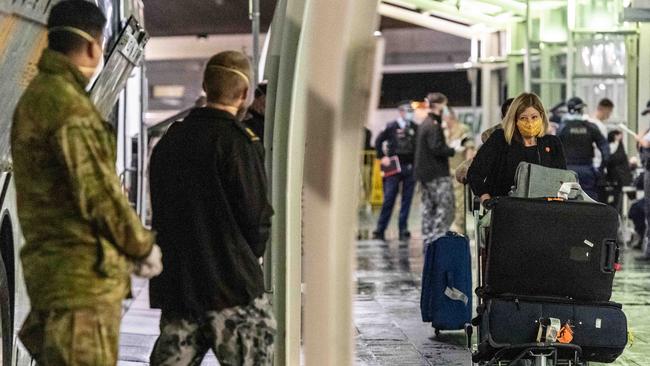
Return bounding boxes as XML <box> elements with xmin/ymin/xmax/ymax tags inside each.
<box><xmin>467</xmin><ymin>92</ymin><xmax>566</xmax><ymax>203</ymax></box>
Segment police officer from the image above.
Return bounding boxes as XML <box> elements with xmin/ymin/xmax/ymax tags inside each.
<box><xmin>373</xmin><ymin>101</ymin><xmax>418</xmax><ymax>241</ymax></box>
<box><xmin>11</xmin><ymin>1</ymin><xmax>161</xmax><ymax>364</ymax></box>
<box><xmin>634</xmin><ymin>100</ymin><xmax>650</xmax><ymax>260</ymax></box>
<box><xmin>558</xmin><ymin>97</ymin><xmax>610</xmax><ymax>200</ymax></box>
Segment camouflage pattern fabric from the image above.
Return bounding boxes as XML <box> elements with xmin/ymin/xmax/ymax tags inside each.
<box><xmin>11</xmin><ymin>49</ymin><xmax>154</xmax><ymax>310</ymax></box>
<box><xmin>481</xmin><ymin>124</ymin><xmax>502</xmax><ymax>143</ymax></box>
<box><xmin>150</xmin><ymin>296</ymin><xmax>276</xmax><ymax>366</ymax></box>
<box><xmin>421</xmin><ymin>176</ymin><xmax>455</xmax><ymax>250</ymax></box>
<box><xmin>455</xmin><ymin>158</ymin><xmax>472</xmax><ymax>184</ymax></box>
<box><xmin>18</xmin><ymin>304</ymin><xmax>121</xmax><ymax>366</ymax></box>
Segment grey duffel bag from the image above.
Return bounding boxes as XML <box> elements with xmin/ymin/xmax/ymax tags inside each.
<box><xmin>509</xmin><ymin>161</ymin><xmax>592</xmax><ymax>201</ymax></box>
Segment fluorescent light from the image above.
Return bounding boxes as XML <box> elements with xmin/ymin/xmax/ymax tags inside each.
<box><xmin>153</xmin><ymin>85</ymin><xmax>185</xmax><ymax>99</ymax></box>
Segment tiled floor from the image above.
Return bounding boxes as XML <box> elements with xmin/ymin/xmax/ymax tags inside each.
<box><xmin>354</xmin><ymin>200</ymin><xmax>650</xmax><ymax>366</ymax></box>
<box><xmin>118</xmin><ymin>201</ymin><xmax>650</xmax><ymax>365</ymax></box>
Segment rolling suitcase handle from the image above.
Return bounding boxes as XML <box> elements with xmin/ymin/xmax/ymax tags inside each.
<box><xmin>601</xmin><ymin>239</ymin><xmax>618</xmax><ymax>273</ymax></box>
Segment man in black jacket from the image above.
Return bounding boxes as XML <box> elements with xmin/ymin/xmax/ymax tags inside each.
<box><xmin>414</xmin><ymin>93</ymin><xmax>456</xmax><ymax>248</ymax></box>
<box><xmin>149</xmin><ymin>51</ymin><xmax>276</xmax><ymax>365</ymax></box>
<box><xmin>373</xmin><ymin>100</ymin><xmax>418</xmax><ymax>241</ymax></box>
<box><xmin>558</xmin><ymin>97</ymin><xmax>610</xmax><ymax>200</ymax></box>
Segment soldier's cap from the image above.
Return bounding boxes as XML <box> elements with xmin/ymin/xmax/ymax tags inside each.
<box><xmin>642</xmin><ymin>100</ymin><xmax>650</xmax><ymax>116</ymax></box>
<box><xmin>567</xmin><ymin>97</ymin><xmax>586</xmax><ymax>113</ymax></box>
<box><xmin>397</xmin><ymin>100</ymin><xmax>414</xmax><ymax>111</ymax></box>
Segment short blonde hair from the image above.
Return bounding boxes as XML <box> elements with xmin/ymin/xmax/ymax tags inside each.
<box><xmin>502</xmin><ymin>92</ymin><xmax>549</xmax><ymax>145</ymax></box>
<box><xmin>203</xmin><ymin>51</ymin><xmax>252</xmax><ymax>105</ymax></box>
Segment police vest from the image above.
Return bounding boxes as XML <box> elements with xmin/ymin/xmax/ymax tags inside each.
<box><xmin>559</xmin><ymin>119</ymin><xmax>596</xmax><ymax>164</ymax></box>
<box><xmin>394</xmin><ymin>124</ymin><xmax>416</xmax><ymax>156</ymax></box>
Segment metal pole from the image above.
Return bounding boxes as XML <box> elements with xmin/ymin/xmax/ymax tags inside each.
<box><xmin>250</xmin><ymin>0</ymin><xmax>261</xmax><ymax>89</ymax></box>
<box><xmin>139</xmin><ymin>65</ymin><xmax>148</xmax><ymax>224</ymax></box>
<box><xmin>523</xmin><ymin>0</ymin><xmax>531</xmax><ymax>92</ymax></box>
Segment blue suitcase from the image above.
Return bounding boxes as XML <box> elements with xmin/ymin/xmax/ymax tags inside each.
<box><xmin>420</xmin><ymin>232</ymin><xmax>473</xmax><ymax>332</ymax></box>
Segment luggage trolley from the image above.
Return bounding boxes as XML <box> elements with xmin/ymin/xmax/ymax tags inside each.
<box><xmin>464</xmin><ymin>163</ymin><xmax>628</xmax><ymax>366</ymax></box>
<box><xmin>469</xmin><ymin>192</ymin><xmax>585</xmax><ymax>366</ymax></box>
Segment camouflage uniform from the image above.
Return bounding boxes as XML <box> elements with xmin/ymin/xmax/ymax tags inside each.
<box><xmin>11</xmin><ymin>49</ymin><xmax>155</xmax><ymax>364</ymax></box>
<box><xmin>150</xmin><ymin>295</ymin><xmax>276</xmax><ymax>366</ymax></box>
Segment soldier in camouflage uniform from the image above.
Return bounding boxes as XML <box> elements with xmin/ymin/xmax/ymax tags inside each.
<box><xmin>148</xmin><ymin>51</ymin><xmax>276</xmax><ymax>365</ymax></box>
<box><xmin>11</xmin><ymin>1</ymin><xmax>161</xmax><ymax>364</ymax></box>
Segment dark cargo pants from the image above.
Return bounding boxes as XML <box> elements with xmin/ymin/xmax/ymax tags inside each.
<box><xmin>150</xmin><ymin>295</ymin><xmax>276</xmax><ymax>366</ymax></box>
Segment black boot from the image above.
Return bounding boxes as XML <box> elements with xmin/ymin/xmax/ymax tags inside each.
<box><xmin>399</xmin><ymin>230</ymin><xmax>411</xmax><ymax>241</ymax></box>
<box><xmin>372</xmin><ymin>231</ymin><xmax>385</xmax><ymax>241</ymax></box>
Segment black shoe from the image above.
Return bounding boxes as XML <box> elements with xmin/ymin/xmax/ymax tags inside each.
<box><xmin>372</xmin><ymin>231</ymin><xmax>385</xmax><ymax>241</ymax></box>
<box><xmin>399</xmin><ymin>231</ymin><xmax>411</xmax><ymax>241</ymax></box>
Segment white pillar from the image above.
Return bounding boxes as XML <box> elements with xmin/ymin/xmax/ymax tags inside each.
<box><xmin>297</xmin><ymin>0</ymin><xmax>379</xmax><ymax>364</ymax></box>
<box><xmin>480</xmin><ymin>33</ymin><xmax>501</xmax><ymax>128</ymax></box>
<box><xmin>638</xmin><ymin>23</ymin><xmax>650</xmax><ymax>135</ymax></box>
<box><xmin>275</xmin><ymin>0</ymin><xmax>307</xmax><ymax>365</ymax></box>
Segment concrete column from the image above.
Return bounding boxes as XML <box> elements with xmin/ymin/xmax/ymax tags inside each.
<box><xmin>297</xmin><ymin>0</ymin><xmax>379</xmax><ymax>364</ymax></box>
<box><xmin>638</xmin><ymin>23</ymin><xmax>650</xmax><ymax>136</ymax></box>
<box><xmin>264</xmin><ymin>0</ymin><xmax>306</xmax><ymax>364</ymax></box>
<box><xmin>276</xmin><ymin>0</ymin><xmax>306</xmax><ymax>365</ymax></box>
<box><xmin>480</xmin><ymin>32</ymin><xmax>501</xmax><ymax>128</ymax></box>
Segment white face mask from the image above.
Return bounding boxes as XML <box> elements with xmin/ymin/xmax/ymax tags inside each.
<box><xmin>82</xmin><ymin>55</ymin><xmax>104</xmax><ymax>90</ymax></box>
<box><xmin>48</xmin><ymin>26</ymin><xmax>105</xmax><ymax>89</ymax></box>
<box><xmin>207</xmin><ymin>64</ymin><xmax>253</xmax><ymax>117</ymax></box>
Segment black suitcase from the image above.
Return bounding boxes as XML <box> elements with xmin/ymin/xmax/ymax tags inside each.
<box><xmin>475</xmin><ymin>296</ymin><xmax>628</xmax><ymax>363</ymax></box>
<box><xmin>486</xmin><ymin>197</ymin><xmax>619</xmax><ymax>301</ymax></box>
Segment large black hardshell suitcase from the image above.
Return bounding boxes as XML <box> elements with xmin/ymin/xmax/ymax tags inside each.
<box><xmin>485</xmin><ymin>197</ymin><xmax>619</xmax><ymax>301</ymax></box>
<box><xmin>476</xmin><ymin>297</ymin><xmax>628</xmax><ymax>363</ymax></box>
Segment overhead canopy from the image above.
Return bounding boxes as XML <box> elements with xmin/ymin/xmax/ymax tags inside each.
<box><xmin>379</xmin><ymin>0</ymin><xmax>565</xmax><ymax>38</ymax></box>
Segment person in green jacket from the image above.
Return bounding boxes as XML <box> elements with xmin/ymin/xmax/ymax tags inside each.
<box><xmin>11</xmin><ymin>1</ymin><xmax>161</xmax><ymax>364</ymax></box>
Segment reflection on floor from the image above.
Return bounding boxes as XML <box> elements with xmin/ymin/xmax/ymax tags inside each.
<box><xmin>117</xmin><ymin>206</ymin><xmax>650</xmax><ymax>365</ymax></box>
<box><xmin>355</xmin><ymin>203</ymin><xmax>650</xmax><ymax>366</ymax></box>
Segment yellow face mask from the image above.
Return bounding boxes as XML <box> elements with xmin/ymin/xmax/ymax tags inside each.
<box><xmin>516</xmin><ymin>116</ymin><xmax>543</xmax><ymax>138</ymax></box>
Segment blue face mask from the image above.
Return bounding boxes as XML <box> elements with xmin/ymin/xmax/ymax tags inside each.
<box><xmin>405</xmin><ymin>112</ymin><xmax>414</xmax><ymax>121</ymax></box>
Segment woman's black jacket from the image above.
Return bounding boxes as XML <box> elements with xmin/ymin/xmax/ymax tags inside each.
<box><xmin>467</xmin><ymin>128</ymin><xmax>567</xmax><ymax>197</ymax></box>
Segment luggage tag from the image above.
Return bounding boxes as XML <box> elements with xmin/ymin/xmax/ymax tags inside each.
<box><xmin>536</xmin><ymin>317</ymin><xmax>561</xmax><ymax>342</ymax></box>
<box><xmin>557</xmin><ymin>321</ymin><xmax>574</xmax><ymax>344</ymax></box>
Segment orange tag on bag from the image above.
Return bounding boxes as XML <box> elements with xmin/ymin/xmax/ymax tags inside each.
<box><xmin>557</xmin><ymin>323</ymin><xmax>574</xmax><ymax>343</ymax></box>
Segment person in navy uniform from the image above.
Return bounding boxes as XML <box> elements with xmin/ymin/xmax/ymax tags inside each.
<box><xmin>558</xmin><ymin>96</ymin><xmax>609</xmax><ymax>200</ymax></box>
<box><xmin>373</xmin><ymin>100</ymin><xmax>418</xmax><ymax>241</ymax></box>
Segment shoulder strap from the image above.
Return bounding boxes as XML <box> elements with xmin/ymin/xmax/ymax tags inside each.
<box><xmin>231</xmin><ymin>119</ymin><xmax>261</xmax><ymax>142</ymax></box>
